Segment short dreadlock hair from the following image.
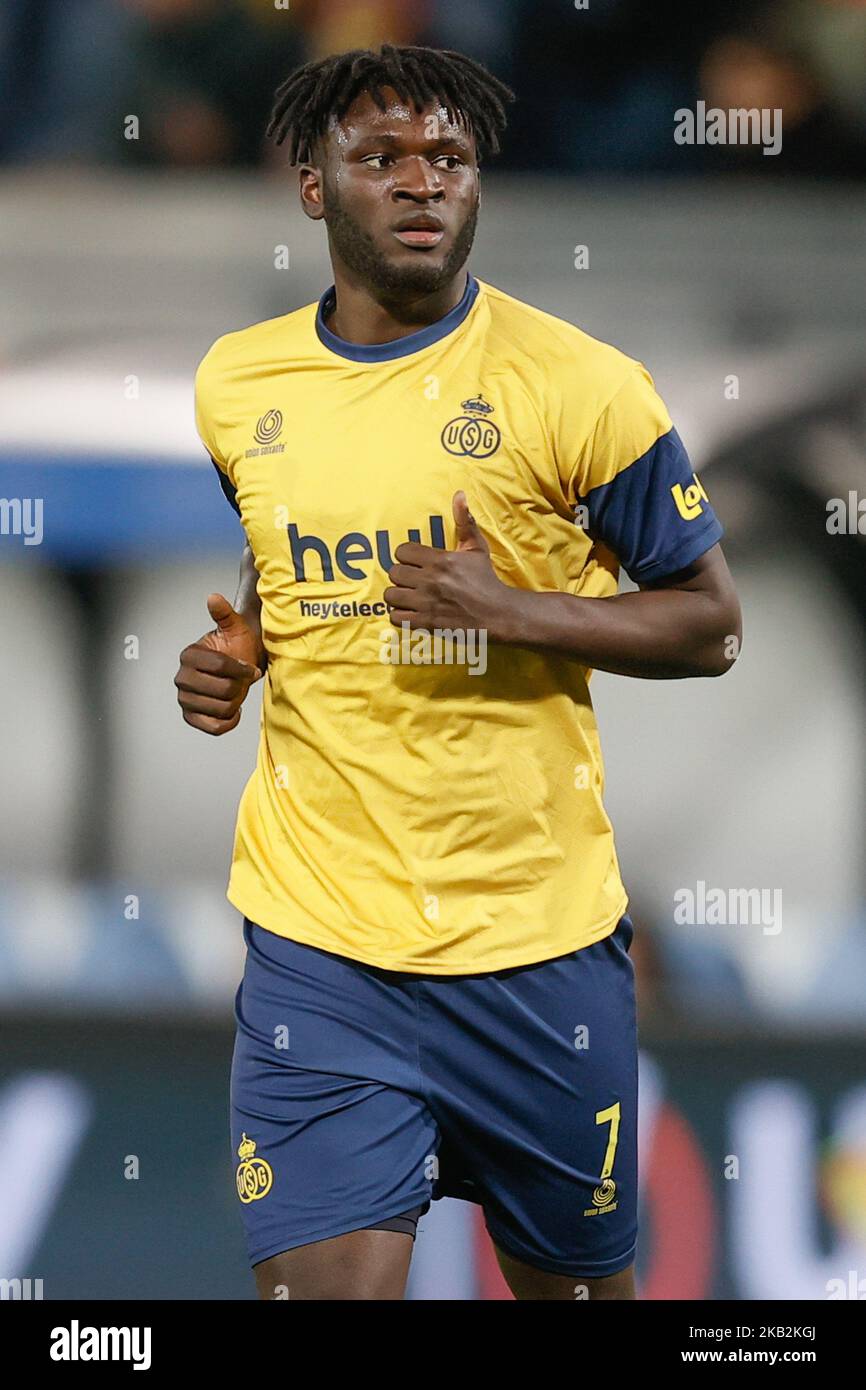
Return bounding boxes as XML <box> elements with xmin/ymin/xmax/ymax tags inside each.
<box><xmin>267</xmin><ymin>44</ymin><xmax>515</xmax><ymax>166</ymax></box>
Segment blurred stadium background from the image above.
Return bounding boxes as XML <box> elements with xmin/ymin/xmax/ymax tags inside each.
<box><xmin>1</xmin><ymin>0</ymin><xmax>865</xmax><ymax>1300</ymax></box>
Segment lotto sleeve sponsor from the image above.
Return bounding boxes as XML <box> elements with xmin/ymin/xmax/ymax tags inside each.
<box><xmin>574</xmin><ymin>367</ymin><xmax>724</xmax><ymax>582</ymax></box>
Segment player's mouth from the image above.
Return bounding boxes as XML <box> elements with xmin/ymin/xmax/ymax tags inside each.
<box><xmin>392</xmin><ymin>215</ymin><xmax>446</xmax><ymax>248</ymax></box>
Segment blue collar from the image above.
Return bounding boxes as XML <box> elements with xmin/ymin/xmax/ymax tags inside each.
<box><xmin>315</xmin><ymin>273</ymin><xmax>480</xmax><ymax>362</ymax></box>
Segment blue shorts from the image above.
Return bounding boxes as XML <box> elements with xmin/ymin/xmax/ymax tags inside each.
<box><xmin>230</xmin><ymin>914</ymin><xmax>638</xmax><ymax>1277</ymax></box>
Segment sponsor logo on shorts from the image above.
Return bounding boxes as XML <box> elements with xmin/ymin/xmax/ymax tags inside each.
<box><xmin>584</xmin><ymin>1178</ymin><xmax>618</xmax><ymax>1217</ymax></box>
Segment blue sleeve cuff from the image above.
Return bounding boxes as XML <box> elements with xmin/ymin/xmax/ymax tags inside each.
<box><xmin>630</xmin><ymin>516</ymin><xmax>724</xmax><ymax>583</ymax></box>
<box><xmin>579</xmin><ymin>427</ymin><xmax>724</xmax><ymax>584</ymax></box>
<box><xmin>211</xmin><ymin>458</ymin><xmax>242</xmax><ymax>518</ymax></box>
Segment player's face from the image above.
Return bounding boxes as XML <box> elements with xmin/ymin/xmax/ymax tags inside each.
<box><xmin>313</xmin><ymin>89</ymin><xmax>480</xmax><ymax>295</ymax></box>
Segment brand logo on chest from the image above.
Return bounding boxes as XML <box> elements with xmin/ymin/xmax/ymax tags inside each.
<box><xmin>246</xmin><ymin>409</ymin><xmax>286</xmax><ymax>458</ymax></box>
<box><xmin>287</xmin><ymin>515</ymin><xmax>447</xmax><ymax>582</ymax></box>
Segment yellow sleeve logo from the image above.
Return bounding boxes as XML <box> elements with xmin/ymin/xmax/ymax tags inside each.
<box><xmin>236</xmin><ymin>1133</ymin><xmax>273</xmax><ymax>1204</ymax></box>
<box><xmin>671</xmin><ymin>473</ymin><xmax>709</xmax><ymax>521</ymax></box>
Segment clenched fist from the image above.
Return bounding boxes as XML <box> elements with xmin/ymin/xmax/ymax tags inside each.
<box><xmin>175</xmin><ymin>593</ymin><xmax>264</xmax><ymax>736</ymax></box>
<box><xmin>383</xmin><ymin>490</ymin><xmax>518</xmax><ymax>640</ymax></box>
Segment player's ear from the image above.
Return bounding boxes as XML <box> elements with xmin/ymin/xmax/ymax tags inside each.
<box><xmin>299</xmin><ymin>164</ymin><xmax>326</xmax><ymax>221</ymax></box>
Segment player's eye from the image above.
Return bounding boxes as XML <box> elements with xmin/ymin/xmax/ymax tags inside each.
<box><xmin>362</xmin><ymin>154</ymin><xmax>393</xmax><ymax>170</ymax></box>
<box><xmin>433</xmin><ymin>155</ymin><xmax>464</xmax><ymax>171</ymax></box>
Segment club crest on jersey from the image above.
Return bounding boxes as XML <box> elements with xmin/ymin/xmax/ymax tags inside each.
<box><xmin>236</xmin><ymin>1133</ymin><xmax>273</xmax><ymax>1204</ymax></box>
<box><xmin>246</xmin><ymin>410</ymin><xmax>286</xmax><ymax>458</ymax></box>
<box><xmin>441</xmin><ymin>393</ymin><xmax>501</xmax><ymax>459</ymax></box>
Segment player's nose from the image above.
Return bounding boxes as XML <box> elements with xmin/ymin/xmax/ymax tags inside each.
<box><xmin>392</xmin><ymin>156</ymin><xmax>445</xmax><ymax>201</ymax></box>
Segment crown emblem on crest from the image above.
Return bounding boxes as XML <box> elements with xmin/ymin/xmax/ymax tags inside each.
<box><xmin>237</xmin><ymin>1133</ymin><xmax>257</xmax><ymax>1161</ymax></box>
<box><xmin>461</xmin><ymin>394</ymin><xmax>494</xmax><ymax>416</ymax></box>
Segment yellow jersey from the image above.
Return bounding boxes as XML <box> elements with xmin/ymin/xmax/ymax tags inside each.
<box><xmin>194</xmin><ymin>273</ymin><xmax>722</xmax><ymax>972</ymax></box>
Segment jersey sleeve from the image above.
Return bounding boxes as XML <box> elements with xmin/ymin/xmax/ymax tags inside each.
<box><xmin>208</xmin><ymin>456</ymin><xmax>241</xmax><ymax>517</ymax></box>
<box><xmin>568</xmin><ymin>364</ymin><xmax>723</xmax><ymax>583</ymax></box>
<box><xmin>194</xmin><ymin>349</ymin><xmax>242</xmax><ymax>519</ymax></box>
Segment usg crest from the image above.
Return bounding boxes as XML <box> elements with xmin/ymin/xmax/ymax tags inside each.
<box><xmin>236</xmin><ymin>1132</ymin><xmax>273</xmax><ymax>1204</ymax></box>
<box><xmin>441</xmin><ymin>393</ymin><xmax>501</xmax><ymax>459</ymax></box>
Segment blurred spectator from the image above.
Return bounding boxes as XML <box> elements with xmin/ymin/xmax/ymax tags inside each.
<box><xmin>2</xmin><ymin>0</ymin><xmax>866</xmax><ymax>176</ymax></box>
<box><xmin>501</xmin><ymin>0</ymin><xmax>725</xmax><ymax>173</ymax></box>
<box><xmin>0</xmin><ymin>0</ymin><xmax>305</xmax><ymax>167</ymax></box>
<box><xmin>418</xmin><ymin>0</ymin><xmax>521</xmax><ymax>89</ymax></box>
<box><xmin>0</xmin><ymin>0</ymin><xmax>132</xmax><ymax>162</ymax></box>
<box><xmin>118</xmin><ymin>0</ymin><xmax>306</xmax><ymax>167</ymax></box>
<box><xmin>629</xmin><ymin>907</ymin><xmax>753</xmax><ymax>1026</ymax></box>
<box><xmin>697</xmin><ymin>3</ymin><xmax>866</xmax><ymax>177</ymax></box>
<box><xmin>780</xmin><ymin>0</ymin><xmax>866</xmax><ymax>134</ymax></box>
<box><xmin>301</xmin><ymin>0</ymin><xmax>428</xmax><ymax>57</ymax></box>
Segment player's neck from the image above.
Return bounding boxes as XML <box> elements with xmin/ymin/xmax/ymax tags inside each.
<box><xmin>324</xmin><ymin>268</ymin><xmax>469</xmax><ymax>346</ymax></box>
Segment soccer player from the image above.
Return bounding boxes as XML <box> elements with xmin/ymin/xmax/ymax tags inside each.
<box><xmin>176</xmin><ymin>44</ymin><xmax>741</xmax><ymax>1301</ymax></box>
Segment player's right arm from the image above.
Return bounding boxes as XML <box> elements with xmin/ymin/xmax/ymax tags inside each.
<box><xmin>174</xmin><ymin>542</ymin><xmax>265</xmax><ymax>736</ymax></box>
<box><xmin>186</xmin><ymin>345</ymin><xmax>267</xmax><ymax>733</ymax></box>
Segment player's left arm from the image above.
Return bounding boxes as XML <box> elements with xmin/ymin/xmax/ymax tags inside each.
<box><xmin>488</xmin><ymin>537</ymin><xmax>741</xmax><ymax>679</ymax></box>
<box><xmin>385</xmin><ymin>360</ymin><xmax>742</xmax><ymax>678</ymax></box>
<box><xmin>385</xmin><ymin>493</ymin><xmax>740</xmax><ymax>678</ymax></box>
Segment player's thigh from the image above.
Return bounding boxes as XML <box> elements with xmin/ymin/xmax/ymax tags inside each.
<box><xmin>493</xmin><ymin>1246</ymin><xmax>636</xmax><ymax>1301</ymax></box>
<box><xmin>254</xmin><ymin>1227</ymin><xmax>414</xmax><ymax>1301</ymax></box>
<box><xmin>231</xmin><ymin>1042</ymin><xmax>434</xmax><ymax>1271</ymax></box>
<box><xmin>231</xmin><ymin>922</ymin><xmax>436</xmax><ymax>1276</ymax></box>
<box><xmin>430</xmin><ymin>914</ymin><xmax>638</xmax><ymax>1279</ymax></box>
